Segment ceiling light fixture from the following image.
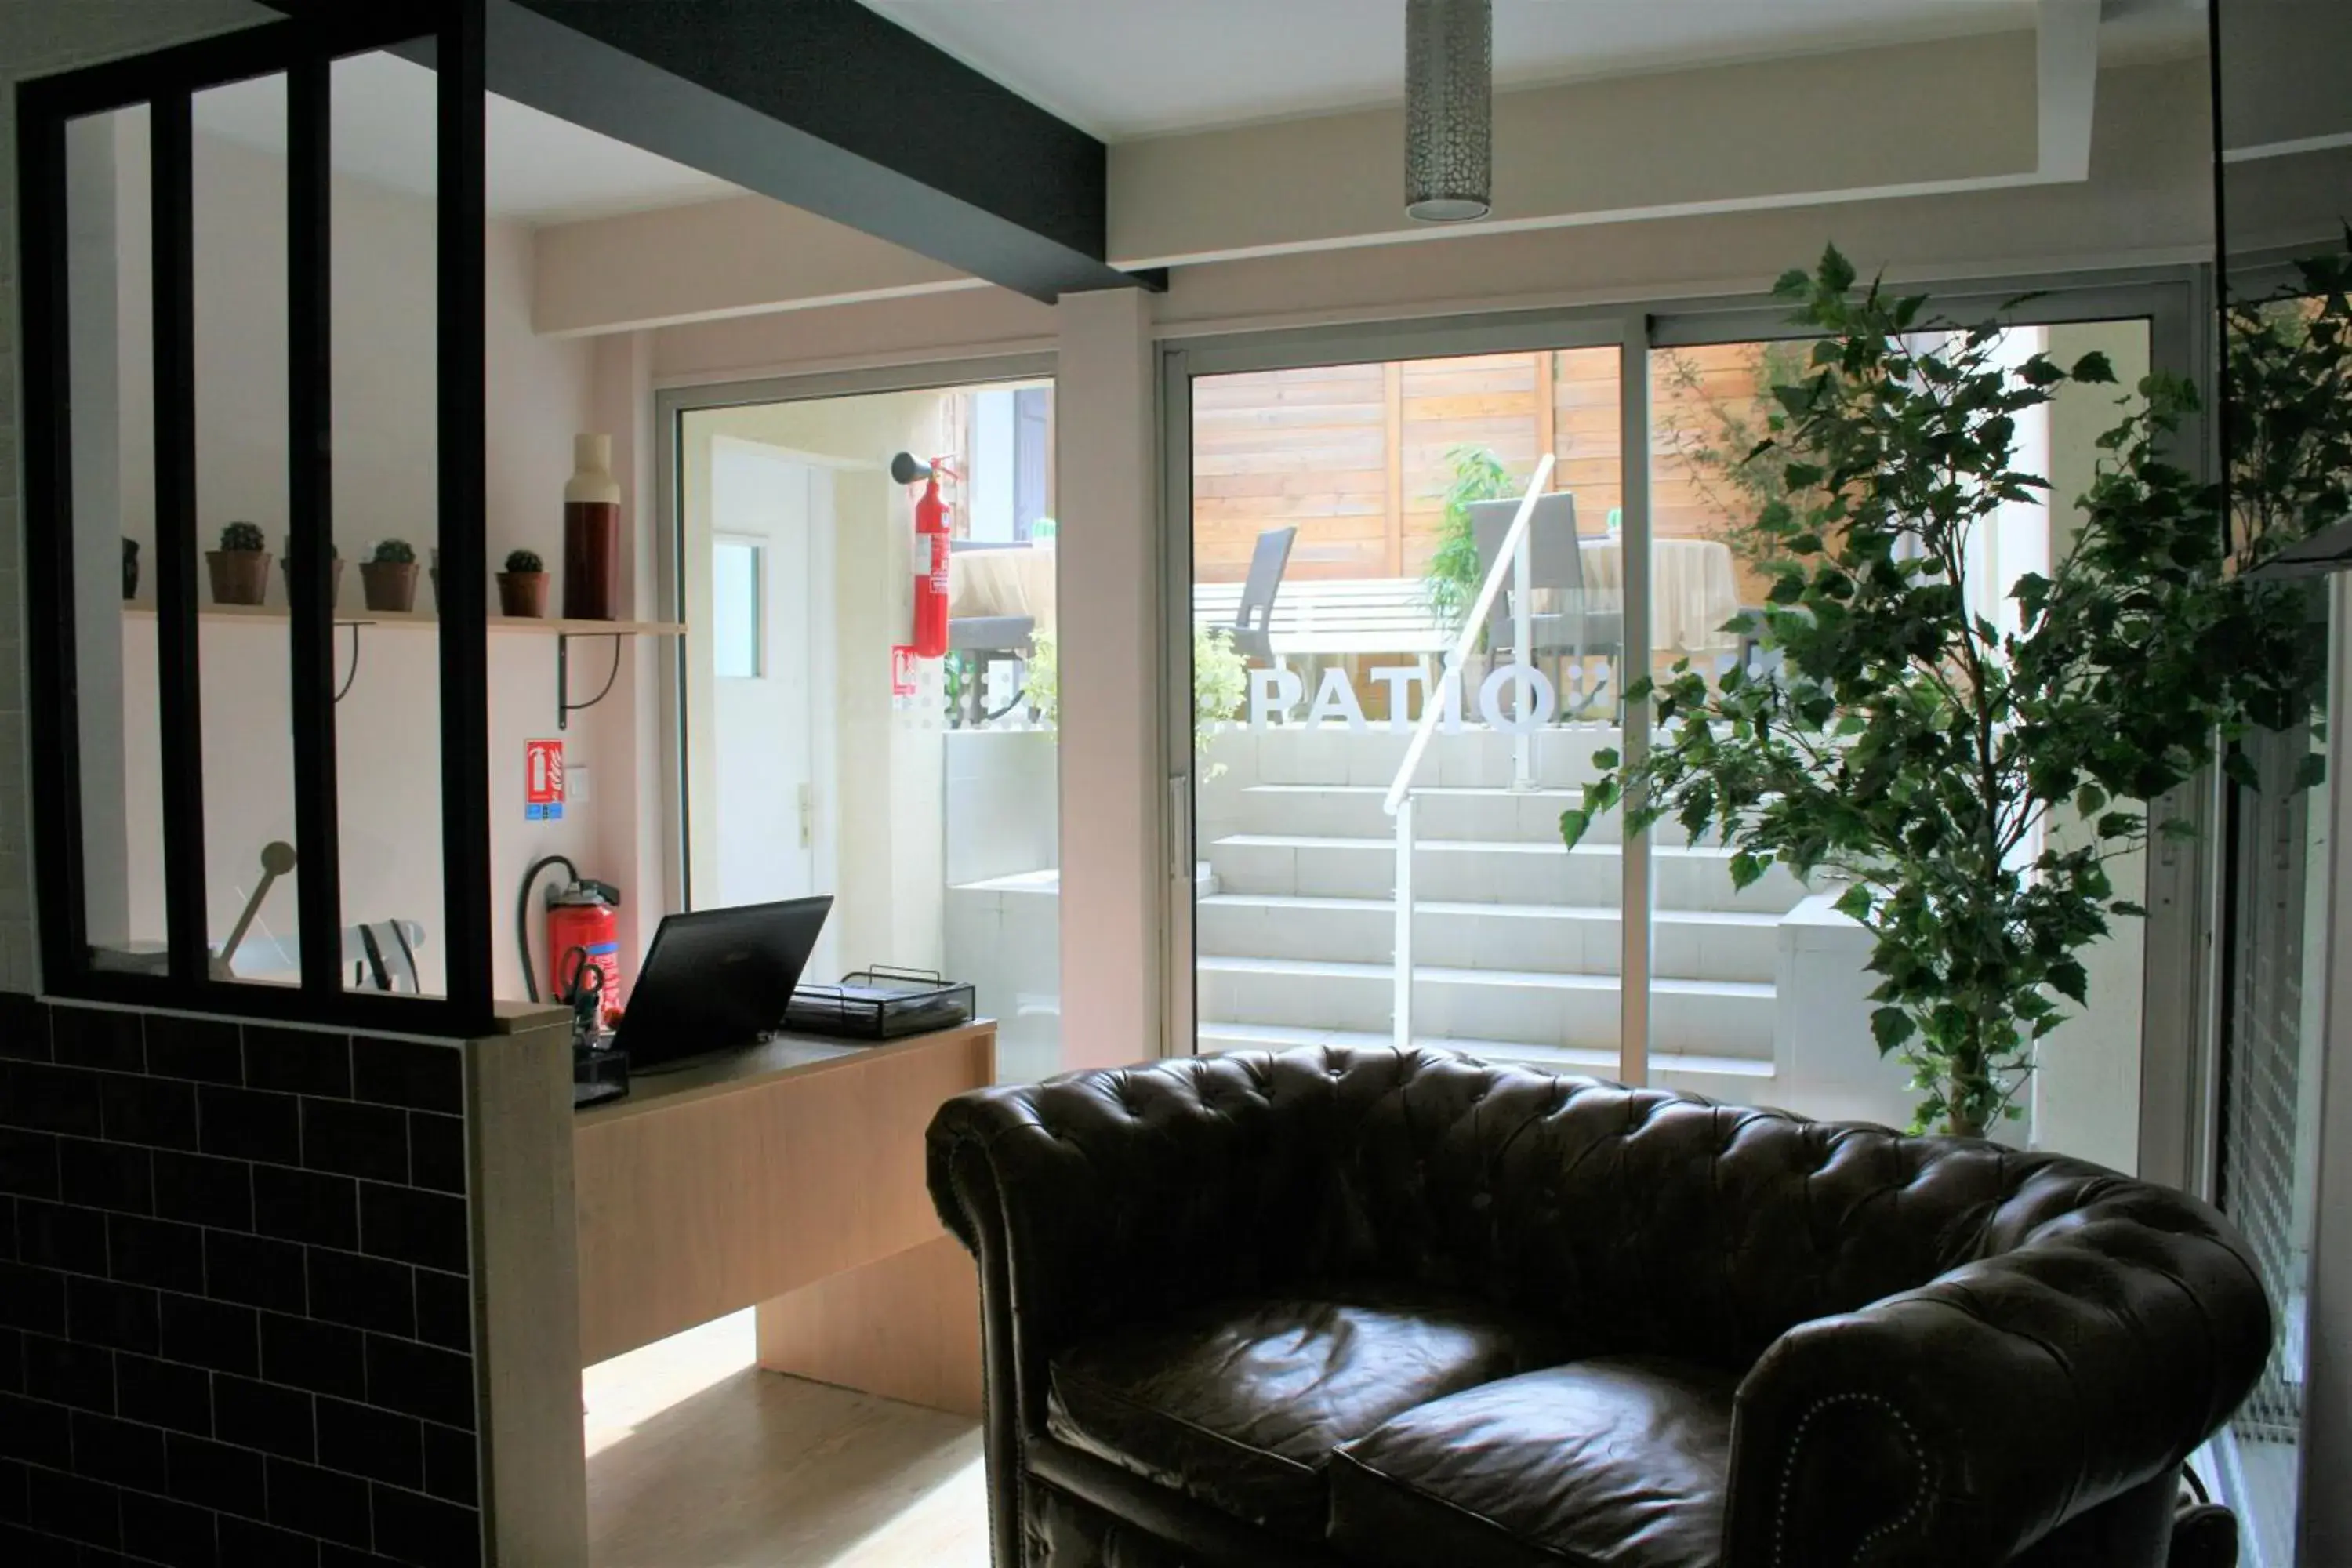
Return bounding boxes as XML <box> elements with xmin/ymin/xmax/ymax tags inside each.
<box><xmin>1405</xmin><ymin>0</ymin><xmax>1494</xmax><ymax>223</ymax></box>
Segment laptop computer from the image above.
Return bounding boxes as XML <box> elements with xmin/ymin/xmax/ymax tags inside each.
<box><xmin>609</xmin><ymin>896</ymin><xmax>833</xmax><ymax>1072</ymax></box>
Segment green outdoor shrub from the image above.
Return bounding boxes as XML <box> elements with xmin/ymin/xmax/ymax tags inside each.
<box><xmin>1422</xmin><ymin>446</ymin><xmax>1516</xmax><ymax>644</ymax></box>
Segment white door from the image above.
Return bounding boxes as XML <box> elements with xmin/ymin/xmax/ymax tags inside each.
<box><xmin>708</xmin><ymin>442</ymin><xmax>822</xmax><ymax>909</ymax></box>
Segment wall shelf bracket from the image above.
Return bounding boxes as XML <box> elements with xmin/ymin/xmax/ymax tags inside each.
<box><xmin>558</xmin><ymin>632</ymin><xmax>626</xmax><ymax>731</ymax></box>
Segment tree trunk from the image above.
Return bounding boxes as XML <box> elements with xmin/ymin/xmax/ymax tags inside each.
<box><xmin>1945</xmin><ymin>1076</ymin><xmax>1988</xmax><ymax>1139</ymax></box>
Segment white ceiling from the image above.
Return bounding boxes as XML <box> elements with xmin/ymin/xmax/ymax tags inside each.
<box><xmin>191</xmin><ymin>52</ymin><xmax>745</xmax><ymax>226</ymax></box>
<box><xmin>861</xmin><ymin>0</ymin><xmax>2078</xmax><ymax>140</ymax></box>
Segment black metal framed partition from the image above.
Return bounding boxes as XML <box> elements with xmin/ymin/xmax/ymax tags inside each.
<box><xmin>15</xmin><ymin>1</ymin><xmax>495</xmax><ymax>1033</ymax></box>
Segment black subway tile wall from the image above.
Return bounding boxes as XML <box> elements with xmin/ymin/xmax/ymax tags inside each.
<box><xmin>0</xmin><ymin>1000</ymin><xmax>484</xmax><ymax>1566</ymax></box>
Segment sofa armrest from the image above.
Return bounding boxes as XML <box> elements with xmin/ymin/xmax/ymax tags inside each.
<box><xmin>1722</xmin><ymin>1183</ymin><xmax>2272</xmax><ymax>1566</ymax></box>
<box><xmin>926</xmin><ymin>1051</ymin><xmax>1378</xmax><ymax>1419</ymax></box>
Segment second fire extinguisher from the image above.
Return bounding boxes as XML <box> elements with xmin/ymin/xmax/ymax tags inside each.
<box><xmin>892</xmin><ymin>451</ymin><xmax>957</xmax><ymax>659</ymax></box>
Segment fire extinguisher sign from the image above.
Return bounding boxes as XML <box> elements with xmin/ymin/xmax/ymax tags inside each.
<box><xmin>525</xmin><ymin>739</ymin><xmax>565</xmax><ymax>821</ymax></box>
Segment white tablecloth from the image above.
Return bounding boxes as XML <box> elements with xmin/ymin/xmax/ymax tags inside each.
<box><xmin>1576</xmin><ymin>536</ymin><xmax>1742</xmax><ymax>655</ymax></box>
<box><xmin>949</xmin><ymin>543</ymin><xmax>1057</xmax><ymax>634</ymax></box>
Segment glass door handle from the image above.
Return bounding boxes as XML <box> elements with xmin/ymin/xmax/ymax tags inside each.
<box><xmin>1168</xmin><ymin>773</ymin><xmax>1193</xmax><ymax>882</ymax></box>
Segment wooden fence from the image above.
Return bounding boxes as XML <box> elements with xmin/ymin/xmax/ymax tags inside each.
<box><xmin>1191</xmin><ymin>344</ymin><xmax>1780</xmax><ymax>604</ymax></box>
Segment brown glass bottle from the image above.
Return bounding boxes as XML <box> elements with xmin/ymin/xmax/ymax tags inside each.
<box><xmin>564</xmin><ymin>433</ymin><xmax>620</xmax><ymax>620</ymax></box>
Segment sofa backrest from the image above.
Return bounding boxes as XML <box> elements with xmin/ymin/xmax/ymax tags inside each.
<box><xmin>1244</xmin><ymin>1048</ymin><xmax>2161</xmax><ymax>1370</ymax></box>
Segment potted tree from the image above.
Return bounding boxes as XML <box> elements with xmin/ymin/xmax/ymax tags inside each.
<box><xmin>360</xmin><ymin>538</ymin><xmax>422</xmax><ymax>613</ymax></box>
<box><xmin>1561</xmin><ymin>247</ymin><xmax>2328</xmax><ymax>1136</ymax></box>
<box><xmin>206</xmin><ymin>521</ymin><xmax>270</xmax><ymax>606</ymax></box>
<box><xmin>498</xmin><ymin>548</ymin><xmax>550</xmax><ymax>618</ymax></box>
<box><xmin>279</xmin><ymin>535</ymin><xmax>342</xmax><ymax>608</ymax></box>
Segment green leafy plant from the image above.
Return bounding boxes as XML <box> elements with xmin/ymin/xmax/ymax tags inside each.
<box><xmin>1025</xmin><ymin>625</ymin><xmax>1250</xmax><ymax>771</ymax></box>
<box><xmin>370</xmin><ymin>539</ymin><xmax>416</xmax><ymax>565</ymax></box>
<box><xmin>1022</xmin><ymin>633</ymin><xmax>1058</xmax><ymax>725</ymax></box>
<box><xmin>1657</xmin><ymin>340</ymin><xmax>1830</xmax><ymax>571</ymax></box>
<box><xmin>1561</xmin><ymin>245</ymin><xmax>2326</xmax><ymax>1137</ymax></box>
<box><xmin>503</xmin><ymin>548</ymin><xmax>543</xmax><ymax>575</ymax></box>
<box><xmin>1192</xmin><ymin>627</ymin><xmax>1248</xmax><ymax>760</ymax></box>
<box><xmin>219</xmin><ymin>521</ymin><xmax>266</xmax><ymax>554</ymax></box>
<box><xmin>1423</xmin><ymin>446</ymin><xmax>1517</xmax><ymax>644</ymax></box>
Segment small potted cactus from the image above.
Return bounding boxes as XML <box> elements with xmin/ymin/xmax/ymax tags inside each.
<box><xmin>278</xmin><ymin>535</ymin><xmax>343</xmax><ymax>608</ymax></box>
<box><xmin>360</xmin><ymin>538</ymin><xmax>421</xmax><ymax>613</ymax></box>
<box><xmin>206</xmin><ymin>521</ymin><xmax>270</xmax><ymax>606</ymax></box>
<box><xmin>497</xmin><ymin>548</ymin><xmax>550</xmax><ymax>618</ymax></box>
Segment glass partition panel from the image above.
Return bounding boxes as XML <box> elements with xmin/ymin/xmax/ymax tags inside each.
<box><xmin>64</xmin><ymin>103</ymin><xmax>165</xmax><ymax>977</ymax></box>
<box><xmin>325</xmin><ymin>48</ymin><xmax>444</xmax><ymax>997</ymax></box>
<box><xmin>679</xmin><ymin>376</ymin><xmax>1062</xmax><ymax>1081</ymax></box>
<box><xmin>1188</xmin><ymin>347</ymin><xmax>1625</xmax><ymax>1075</ymax></box>
<box><xmin>189</xmin><ymin>71</ymin><xmax>301</xmax><ymax>987</ymax></box>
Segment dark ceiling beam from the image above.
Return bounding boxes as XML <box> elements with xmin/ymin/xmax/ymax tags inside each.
<box><xmin>264</xmin><ymin>0</ymin><xmax>1156</xmax><ymax>300</ymax></box>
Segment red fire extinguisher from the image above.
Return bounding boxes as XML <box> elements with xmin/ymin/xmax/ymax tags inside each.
<box><xmin>893</xmin><ymin>452</ymin><xmax>958</xmax><ymax>659</ymax></box>
<box><xmin>546</xmin><ymin>879</ymin><xmax>621</xmax><ymax>1013</ymax></box>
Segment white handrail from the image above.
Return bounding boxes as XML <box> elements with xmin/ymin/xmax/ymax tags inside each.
<box><xmin>1381</xmin><ymin>454</ymin><xmax>1555</xmax><ymax>818</ymax></box>
<box><xmin>1383</xmin><ymin>454</ymin><xmax>1554</xmax><ymax>1052</ymax></box>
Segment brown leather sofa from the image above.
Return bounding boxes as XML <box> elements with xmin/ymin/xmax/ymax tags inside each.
<box><xmin>926</xmin><ymin>1047</ymin><xmax>2272</xmax><ymax>1568</ymax></box>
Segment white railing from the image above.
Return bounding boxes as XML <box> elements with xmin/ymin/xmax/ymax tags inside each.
<box><xmin>1381</xmin><ymin>454</ymin><xmax>1555</xmax><ymax>1051</ymax></box>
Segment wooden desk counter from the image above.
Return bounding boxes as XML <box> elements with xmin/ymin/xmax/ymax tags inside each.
<box><xmin>572</xmin><ymin>1021</ymin><xmax>993</xmax><ymax>1414</ymax></box>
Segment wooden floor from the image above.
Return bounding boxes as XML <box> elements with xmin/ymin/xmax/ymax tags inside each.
<box><xmin>585</xmin><ymin>1310</ymin><xmax>991</xmax><ymax>1567</ymax></box>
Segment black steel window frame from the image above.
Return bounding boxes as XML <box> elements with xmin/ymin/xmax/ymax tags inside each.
<box><xmin>15</xmin><ymin>2</ymin><xmax>495</xmax><ymax>1034</ymax></box>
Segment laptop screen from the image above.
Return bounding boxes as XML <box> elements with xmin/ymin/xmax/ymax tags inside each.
<box><xmin>611</xmin><ymin>896</ymin><xmax>833</xmax><ymax>1069</ymax></box>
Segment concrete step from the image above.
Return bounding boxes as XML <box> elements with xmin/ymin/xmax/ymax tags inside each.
<box><xmin>1194</xmin><ymin>954</ymin><xmax>1774</xmax><ymax>1059</ymax></box>
<box><xmin>1204</xmin><ymin>833</ymin><xmax>1806</xmax><ymax>914</ymax></box>
<box><xmin>1192</xmin><ymin>1023</ymin><xmax>1775</xmax><ymax>1105</ymax></box>
<box><xmin>1195</xmin><ymin>893</ymin><xmax>1778</xmax><ymax>984</ymax></box>
<box><xmin>1235</xmin><ymin>783</ymin><xmax>1685</xmax><ymax>847</ymax></box>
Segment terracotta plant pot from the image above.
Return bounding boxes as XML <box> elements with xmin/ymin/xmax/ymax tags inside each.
<box><xmin>205</xmin><ymin>550</ymin><xmax>271</xmax><ymax>607</ymax></box>
<box><xmin>497</xmin><ymin>571</ymin><xmax>550</xmax><ymax>619</ymax></box>
<box><xmin>359</xmin><ymin>560</ymin><xmax>420</xmax><ymax>613</ymax></box>
<box><xmin>278</xmin><ymin>557</ymin><xmax>344</xmax><ymax>608</ymax></box>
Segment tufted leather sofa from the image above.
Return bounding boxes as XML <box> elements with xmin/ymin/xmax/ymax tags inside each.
<box><xmin>926</xmin><ymin>1047</ymin><xmax>2272</xmax><ymax>1568</ymax></box>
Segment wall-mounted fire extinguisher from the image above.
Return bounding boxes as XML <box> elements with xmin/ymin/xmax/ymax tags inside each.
<box><xmin>517</xmin><ymin>855</ymin><xmax>622</xmax><ymax>1014</ymax></box>
<box><xmin>891</xmin><ymin>451</ymin><xmax>958</xmax><ymax>659</ymax></box>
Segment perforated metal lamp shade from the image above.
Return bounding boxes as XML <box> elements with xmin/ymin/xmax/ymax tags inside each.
<box><xmin>1406</xmin><ymin>0</ymin><xmax>1494</xmax><ymax>223</ymax></box>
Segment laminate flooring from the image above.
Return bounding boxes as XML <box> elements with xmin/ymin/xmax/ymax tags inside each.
<box><xmin>586</xmin><ymin>1309</ymin><xmax>990</xmax><ymax>1567</ymax></box>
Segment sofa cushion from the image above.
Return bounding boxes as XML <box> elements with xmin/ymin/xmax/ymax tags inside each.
<box><xmin>1047</xmin><ymin>1288</ymin><xmax>1551</xmax><ymax>1543</ymax></box>
<box><xmin>1327</xmin><ymin>1356</ymin><xmax>1736</xmax><ymax>1568</ymax></box>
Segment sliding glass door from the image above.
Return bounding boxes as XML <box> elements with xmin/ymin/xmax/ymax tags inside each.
<box><xmin>1167</xmin><ymin>318</ymin><xmax>1638</xmax><ymax>1085</ymax></box>
<box><xmin>1163</xmin><ymin>280</ymin><xmax>2201</xmax><ymax>1155</ymax></box>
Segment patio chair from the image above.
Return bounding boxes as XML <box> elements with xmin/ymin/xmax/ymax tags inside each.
<box><xmin>1227</xmin><ymin>526</ymin><xmax>1298</xmax><ymax>665</ymax></box>
<box><xmin>1468</xmin><ymin>493</ymin><xmax>1625</xmax><ymax>713</ymax></box>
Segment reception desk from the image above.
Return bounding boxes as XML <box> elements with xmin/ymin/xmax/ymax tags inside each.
<box><xmin>571</xmin><ymin>1021</ymin><xmax>996</xmax><ymax>1414</ymax></box>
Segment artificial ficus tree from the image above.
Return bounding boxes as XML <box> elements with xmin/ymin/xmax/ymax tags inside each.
<box><xmin>1562</xmin><ymin>247</ymin><xmax>2324</xmax><ymax>1136</ymax></box>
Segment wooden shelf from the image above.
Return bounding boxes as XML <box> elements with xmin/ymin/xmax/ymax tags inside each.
<box><xmin>122</xmin><ymin>601</ymin><xmax>684</xmax><ymax>637</ymax></box>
